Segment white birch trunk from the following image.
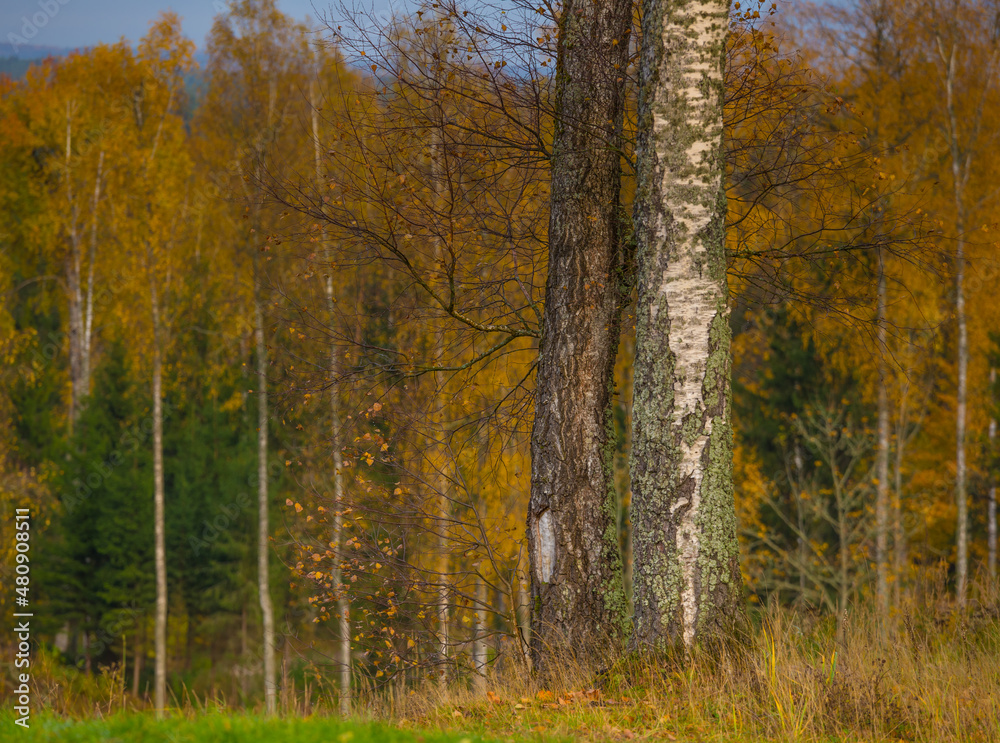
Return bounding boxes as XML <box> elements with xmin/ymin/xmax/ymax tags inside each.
<box><xmin>939</xmin><ymin>41</ymin><xmax>970</xmax><ymax>607</ymax></box>
<box><xmin>631</xmin><ymin>0</ymin><xmax>741</xmax><ymax>649</ymax></box>
<box><xmin>430</xmin><ymin>118</ymin><xmax>450</xmax><ymax>682</ymax></box>
<box><xmin>955</xmin><ymin>228</ymin><xmax>969</xmax><ymax>606</ymax></box>
<box><xmin>990</xmin><ymin>367</ymin><xmax>997</xmax><ymax>582</ymax></box>
<box><xmin>82</xmin><ymin>150</ymin><xmax>103</xmax><ymax>400</ymax></box>
<box><xmin>893</xmin><ymin>382</ymin><xmax>911</xmax><ymax>604</ymax></box>
<box><xmin>473</xmin><ymin>575</ymin><xmax>487</xmax><ymax>691</ymax></box>
<box><xmin>148</xmin><ymin>244</ymin><xmax>168</xmax><ymax>716</ymax></box>
<box><xmin>517</xmin><ymin>573</ymin><xmax>531</xmax><ymax>669</ymax></box>
<box><xmin>310</xmin><ymin>85</ymin><xmax>351</xmax><ymax>715</ymax></box>
<box><xmin>64</xmin><ymin>105</ymin><xmax>85</xmax><ymax>433</ymax></box>
<box><xmin>876</xmin><ymin>250</ymin><xmax>890</xmax><ymax>612</ymax></box>
<box><xmin>255</xmin><ymin>298</ymin><xmax>277</xmax><ymax>715</ymax></box>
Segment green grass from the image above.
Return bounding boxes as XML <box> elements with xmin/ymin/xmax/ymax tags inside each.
<box><xmin>0</xmin><ymin>713</ymin><xmax>510</xmax><ymax>743</ymax></box>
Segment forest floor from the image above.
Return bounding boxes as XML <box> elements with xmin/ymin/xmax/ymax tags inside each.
<box><xmin>4</xmin><ymin>596</ymin><xmax>999</xmax><ymax>742</ymax></box>
<box><xmin>2</xmin><ymin>714</ymin><xmax>504</xmax><ymax>743</ymax></box>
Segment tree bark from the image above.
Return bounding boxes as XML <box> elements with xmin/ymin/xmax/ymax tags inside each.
<box><xmin>526</xmin><ymin>0</ymin><xmax>632</xmax><ymax>669</ymax></box>
<box><xmin>429</xmin><ymin>122</ymin><xmax>451</xmax><ymax>684</ymax></box>
<box><xmin>990</xmin><ymin>367</ymin><xmax>997</xmax><ymax>582</ymax></box>
<box><xmin>82</xmin><ymin>149</ymin><xmax>103</xmax><ymax>400</ymax></box>
<box><xmin>255</xmin><ymin>297</ymin><xmax>277</xmax><ymax>715</ymax></box>
<box><xmin>132</xmin><ymin>626</ymin><xmax>142</xmax><ymax>698</ymax></box>
<box><xmin>876</xmin><ymin>249</ymin><xmax>890</xmax><ymax>612</ymax></box>
<box><xmin>64</xmin><ymin>105</ymin><xmax>84</xmax><ymax>434</ymax></box>
<box><xmin>939</xmin><ymin>40</ymin><xmax>970</xmax><ymax>607</ymax></box>
<box><xmin>516</xmin><ymin>570</ymin><xmax>531</xmax><ymax>669</ymax></box>
<box><xmin>630</xmin><ymin>0</ymin><xmax>742</xmax><ymax>650</ymax></box>
<box><xmin>893</xmin><ymin>381</ymin><xmax>911</xmax><ymax>605</ymax></box>
<box><xmin>310</xmin><ymin>86</ymin><xmax>351</xmax><ymax>715</ymax></box>
<box><xmin>473</xmin><ymin>574</ymin><xmax>487</xmax><ymax>691</ymax></box>
<box><xmin>148</xmin><ymin>244</ymin><xmax>168</xmax><ymax>716</ymax></box>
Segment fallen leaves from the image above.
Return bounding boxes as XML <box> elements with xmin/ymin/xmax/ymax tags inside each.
<box><xmin>533</xmin><ymin>688</ymin><xmax>604</xmax><ymax>709</ymax></box>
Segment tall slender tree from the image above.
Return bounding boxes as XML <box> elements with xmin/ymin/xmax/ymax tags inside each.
<box><xmin>198</xmin><ymin>1</ymin><xmax>311</xmax><ymax>709</ymax></box>
<box><xmin>927</xmin><ymin>0</ymin><xmax>1000</xmax><ymax>606</ymax></box>
<box><xmin>309</xmin><ymin>75</ymin><xmax>352</xmax><ymax>715</ymax></box>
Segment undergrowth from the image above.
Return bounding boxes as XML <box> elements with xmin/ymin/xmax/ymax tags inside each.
<box><xmin>4</xmin><ymin>580</ymin><xmax>998</xmax><ymax>742</ymax></box>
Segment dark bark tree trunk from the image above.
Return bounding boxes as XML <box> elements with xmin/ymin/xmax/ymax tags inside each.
<box><xmin>630</xmin><ymin>0</ymin><xmax>743</xmax><ymax>650</ymax></box>
<box><xmin>527</xmin><ymin>0</ymin><xmax>633</xmax><ymax>668</ymax></box>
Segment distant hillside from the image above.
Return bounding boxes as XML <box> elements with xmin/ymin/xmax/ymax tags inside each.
<box><xmin>0</xmin><ymin>45</ymin><xmax>86</xmax><ymax>80</ymax></box>
<box><xmin>0</xmin><ymin>54</ymin><xmax>206</xmax><ymax>121</ymax></box>
<box><xmin>0</xmin><ymin>57</ymin><xmax>34</xmax><ymax>79</ymax></box>
<box><xmin>2</xmin><ymin>44</ymin><xmax>81</xmax><ymax>60</ymax></box>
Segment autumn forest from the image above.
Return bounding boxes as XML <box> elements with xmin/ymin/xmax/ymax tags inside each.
<box><xmin>1</xmin><ymin>0</ymin><xmax>999</xmax><ymax>741</ymax></box>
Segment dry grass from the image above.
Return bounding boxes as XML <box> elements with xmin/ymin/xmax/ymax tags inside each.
<box><xmin>393</xmin><ymin>584</ymin><xmax>1000</xmax><ymax>742</ymax></box>
<box><xmin>9</xmin><ymin>579</ymin><xmax>998</xmax><ymax>742</ymax></box>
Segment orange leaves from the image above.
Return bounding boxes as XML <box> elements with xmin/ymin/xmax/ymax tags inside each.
<box><xmin>528</xmin><ymin>688</ymin><xmax>603</xmax><ymax>710</ymax></box>
<box><xmin>486</xmin><ymin>690</ymin><xmax>503</xmax><ymax>705</ymax></box>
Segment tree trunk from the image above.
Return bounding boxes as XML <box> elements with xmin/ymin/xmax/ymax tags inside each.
<box><xmin>630</xmin><ymin>0</ymin><xmax>741</xmax><ymax>650</ymax></box>
<box><xmin>876</xmin><ymin>249</ymin><xmax>890</xmax><ymax>612</ymax></box>
<box><xmin>82</xmin><ymin>149</ymin><xmax>103</xmax><ymax>399</ymax></box>
<box><xmin>310</xmin><ymin>86</ymin><xmax>352</xmax><ymax>715</ymax></box>
<box><xmin>255</xmin><ymin>297</ymin><xmax>277</xmax><ymax>715</ymax></box>
<box><xmin>66</xmin><ymin>245</ymin><xmax>84</xmax><ymax>432</ymax></box>
<box><xmin>473</xmin><ymin>574</ymin><xmax>487</xmax><ymax>691</ymax></box>
<box><xmin>132</xmin><ymin>626</ymin><xmax>143</xmax><ymax>698</ymax></box>
<box><xmin>83</xmin><ymin>628</ymin><xmax>92</xmax><ymax>674</ymax></box>
<box><xmin>990</xmin><ymin>367</ymin><xmax>997</xmax><ymax>582</ymax></box>
<box><xmin>516</xmin><ymin>571</ymin><xmax>531</xmax><ymax>669</ymax></box>
<box><xmin>427</xmin><ymin>112</ymin><xmax>452</xmax><ymax>685</ymax></box>
<box><xmin>893</xmin><ymin>383</ymin><xmax>910</xmax><ymax>605</ymax></box>
<box><xmin>63</xmin><ymin>104</ymin><xmax>84</xmax><ymax>434</ymax></box>
<box><xmin>955</xmin><ymin>227</ymin><xmax>968</xmax><ymax>607</ymax></box>
<box><xmin>939</xmin><ymin>39</ymin><xmax>969</xmax><ymax>607</ymax></box>
<box><xmin>794</xmin><ymin>443</ymin><xmax>807</xmax><ymax>600</ymax></box>
<box><xmin>527</xmin><ymin>0</ymin><xmax>632</xmax><ymax>668</ymax></box>
<box><xmin>836</xmin><ymin>464</ymin><xmax>849</xmax><ymax>645</ymax></box>
<box><xmin>149</xmin><ymin>247</ymin><xmax>168</xmax><ymax>716</ymax></box>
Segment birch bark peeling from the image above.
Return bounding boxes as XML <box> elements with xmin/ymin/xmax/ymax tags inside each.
<box><xmin>527</xmin><ymin>0</ymin><xmax>632</xmax><ymax>667</ymax></box>
<box><xmin>631</xmin><ymin>0</ymin><xmax>742</xmax><ymax>650</ymax></box>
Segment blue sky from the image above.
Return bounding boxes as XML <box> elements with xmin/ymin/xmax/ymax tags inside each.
<box><xmin>2</xmin><ymin>0</ymin><xmax>399</xmax><ymax>56</ymax></box>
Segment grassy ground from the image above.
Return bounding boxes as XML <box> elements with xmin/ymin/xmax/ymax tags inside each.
<box><xmin>396</xmin><ymin>596</ymin><xmax>1000</xmax><ymax>743</ymax></box>
<box><xmin>1</xmin><ymin>713</ymin><xmax>508</xmax><ymax>743</ymax></box>
<box><xmin>3</xmin><ymin>589</ymin><xmax>999</xmax><ymax>742</ymax></box>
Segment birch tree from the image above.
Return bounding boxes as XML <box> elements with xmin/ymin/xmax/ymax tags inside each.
<box><xmin>200</xmin><ymin>1</ymin><xmax>310</xmax><ymax>710</ymax></box>
<box><xmin>309</xmin><ymin>74</ymin><xmax>352</xmax><ymax>715</ymax></box>
<box><xmin>990</xmin><ymin>365</ymin><xmax>997</xmax><ymax>582</ymax></box>
<box><xmin>927</xmin><ymin>0</ymin><xmax>1000</xmax><ymax>606</ymax></box>
<box><xmin>109</xmin><ymin>14</ymin><xmax>195</xmax><ymax>713</ymax></box>
<box><xmin>630</xmin><ymin>0</ymin><xmax>743</xmax><ymax>649</ymax></box>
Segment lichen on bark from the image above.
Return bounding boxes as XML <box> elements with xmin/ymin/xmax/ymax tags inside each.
<box><xmin>629</xmin><ymin>0</ymin><xmax>744</xmax><ymax>651</ymax></box>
